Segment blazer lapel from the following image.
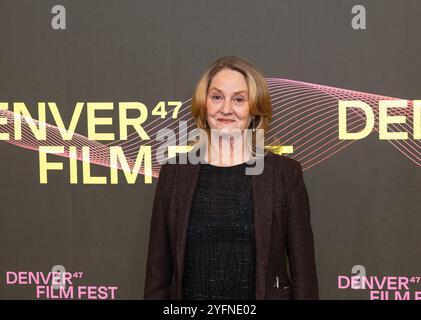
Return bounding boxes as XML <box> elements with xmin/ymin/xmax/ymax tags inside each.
<box><xmin>251</xmin><ymin>153</ymin><xmax>274</xmax><ymax>299</ymax></box>
<box><xmin>175</xmin><ymin>161</ymin><xmax>201</xmax><ymax>298</ymax></box>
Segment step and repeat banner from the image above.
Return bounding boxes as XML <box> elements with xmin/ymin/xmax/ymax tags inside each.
<box><xmin>0</xmin><ymin>0</ymin><xmax>420</xmax><ymax>300</ymax></box>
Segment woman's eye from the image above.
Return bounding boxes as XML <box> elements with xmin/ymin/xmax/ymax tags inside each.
<box><xmin>234</xmin><ymin>97</ymin><xmax>245</xmax><ymax>103</ymax></box>
<box><xmin>212</xmin><ymin>95</ymin><xmax>222</xmax><ymax>101</ymax></box>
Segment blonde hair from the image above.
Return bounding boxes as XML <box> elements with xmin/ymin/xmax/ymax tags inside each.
<box><xmin>190</xmin><ymin>56</ymin><xmax>273</xmax><ymax>155</ymax></box>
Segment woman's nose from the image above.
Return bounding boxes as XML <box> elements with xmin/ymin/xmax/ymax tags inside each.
<box><xmin>221</xmin><ymin>98</ymin><xmax>233</xmax><ymax>114</ymax></box>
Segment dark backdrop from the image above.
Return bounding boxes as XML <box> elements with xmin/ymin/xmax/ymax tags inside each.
<box><xmin>0</xmin><ymin>0</ymin><xmax>420</xmax><ymax>299</ymax></box>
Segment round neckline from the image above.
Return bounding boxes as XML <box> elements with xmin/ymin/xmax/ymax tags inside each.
<box><xmin>201</xmin><ymin>160</ymin><xmax>249</xmax><ymax>169</ymax></box>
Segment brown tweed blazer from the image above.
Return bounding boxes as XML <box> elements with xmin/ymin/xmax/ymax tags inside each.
<box><xmin>144</xmin><ymin>151</ymin><xmax>318</xmax><ymax>300</ymax></box>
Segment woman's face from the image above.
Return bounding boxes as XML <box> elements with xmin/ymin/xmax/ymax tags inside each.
<box><xmin>206</xmin><ymin>68</ymin><xmax>252</xmax><ymax>133</ymax></box>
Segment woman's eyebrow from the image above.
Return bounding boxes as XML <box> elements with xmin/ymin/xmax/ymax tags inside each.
<box><xmin>208</xmin><ymin>87</ymin><xmax>248</xmax><ymax>94</ymax></box>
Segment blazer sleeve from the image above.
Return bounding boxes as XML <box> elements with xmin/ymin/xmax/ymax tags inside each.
<box><xmin>144</xmin><ymin>163</ymin><xmax>173</xmax><ymax>299</ymax></box>
<box><xmin>286</xmin><ymin>161</ymin><xmax>319</xmax><ymax>299</ymax></box>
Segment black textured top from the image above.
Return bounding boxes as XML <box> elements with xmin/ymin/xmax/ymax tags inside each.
<box><xmin>182</xmin><ymin>161</ymin><xmax>256</xmax><ymax>300</ymax></box>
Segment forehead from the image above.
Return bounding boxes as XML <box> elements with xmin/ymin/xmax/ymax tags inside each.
<box><xmin>208</xmin><ymin>69</ymin><xmax>248</xmax><ymax>93</ymax></box>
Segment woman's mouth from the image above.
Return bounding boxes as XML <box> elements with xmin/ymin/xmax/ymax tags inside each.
<box><xmin>217</xmin><ymin>118</ymin><xmax>236</xmax><ymax>124</ymax></box>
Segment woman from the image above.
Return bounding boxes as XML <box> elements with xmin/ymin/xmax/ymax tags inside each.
<box><xmin>144</xmin><ymin>56</ymin><xmax>318</xmax><ymax>300</ymax></box>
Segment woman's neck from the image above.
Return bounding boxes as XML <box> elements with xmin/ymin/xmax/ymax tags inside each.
<box><xmin>205</xmin><ymin>136</ymin><xmax>252</xmax><ymax>167</ymax></box>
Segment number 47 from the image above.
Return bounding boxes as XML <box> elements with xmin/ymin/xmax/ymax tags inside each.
<box><xmin>151</xmin><ymin>101</ymin><xmax>182</xmax><ymax>119</ymax></box>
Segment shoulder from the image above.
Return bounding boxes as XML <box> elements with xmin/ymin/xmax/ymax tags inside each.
<box><xmin>156</xmin><ymin>155</ymin><xmax>178</xmax><ymax>179</ymax></box>
<box><xmin>157</xmin><ymin>153</ymin><xmax>197</xmax><ymax>177</ymax></box>
<box><xmin>265</xmin><ymin>150</ymin><xmax>301</xmax><ymax>171</ymax></box>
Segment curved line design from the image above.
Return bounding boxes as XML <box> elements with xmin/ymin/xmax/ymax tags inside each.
<box><xmin>0</xmin><ymin>78</ymin><xmax>419</xmax><ymax>178</ymax></box>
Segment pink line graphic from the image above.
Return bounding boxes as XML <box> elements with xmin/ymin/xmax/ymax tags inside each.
<box><xmin>0</xmin><ymin>79</ymin><xmax>419</xmax><ymax>178</ymax></box>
